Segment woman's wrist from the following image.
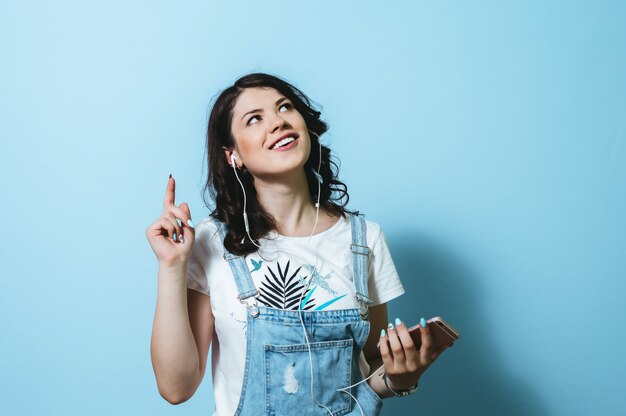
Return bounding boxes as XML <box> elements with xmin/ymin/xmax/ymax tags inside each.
<box><xmin>366</xmin><ymin>364</ymin><xmax>421</xmax><ymax>399</ymax></box>
<box><xmin>385</xmin><ymin>372</ymin><xmax>421</xmax><ymax>391</ymax></box>
<box><xmin>384</xmin><ymin>373</ymin><xmax>420</xmax><ymax>397</ymax></box>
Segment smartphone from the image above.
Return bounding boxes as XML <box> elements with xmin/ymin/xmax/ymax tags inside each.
<box><xmin>377</xmin><ymin>316</ymin><xmax>460</xmax><ymax>353</ymax></box>
<box><xmin>411</xmin><ymin>316</ymin><xmax>459</xmax><ymax>350</ymax></box>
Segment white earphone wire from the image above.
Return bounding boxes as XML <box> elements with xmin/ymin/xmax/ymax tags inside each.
<box><xmin>297</xmin><ymin>261</ymin><xmax>376</xmax><ymax>416</ymax></box>
<box><xmin>308</xmin><ymin>132</ymin><xmax>322</xmax><ymax>240</ymax></box>
<box><xmin>230</xmin><ymin>155</ymin><xmax>261</xmax><ymax>248</ymax></box>
<box><xmin>298</xmin><ymin>276</ymin><xmax>335</xmax><ymax>415</ymax></box>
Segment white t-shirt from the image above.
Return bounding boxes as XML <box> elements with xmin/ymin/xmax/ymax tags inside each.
<box><xmin>186</xmin><ymin>214</ymin><xmax>405</xmax><ymax>416</ymax></box>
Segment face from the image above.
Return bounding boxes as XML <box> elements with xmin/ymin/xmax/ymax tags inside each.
<box><xmin>227</xmin><ymin>87</ymin><xmax>311</xmax><ymax>179</ymax></box>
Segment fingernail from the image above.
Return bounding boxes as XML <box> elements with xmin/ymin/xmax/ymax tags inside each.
<box><xmin>380</xmin><ymin>329</ymin><xmax>386</xmax><ymax>337</ymax></box>
<box><xmin>173</xmin><ymin>232</ymin><xmax>177</xmax><ymax>241</ymax></box>
<box><xmin>180</xmin><ymin>235</ymin><xmax>185</xmax><ymax>244</ymax></box>
<box><xmin>169</xmin><ymin>174</ymin><xmax>172</xmax><ymax>179</ymax></box>
<box><xmin>187</xmin><ymin>219</ymin><xmax>195</xmax><ymax>228</ymax></box>
<box><xmin>395</xmin><ymin>317</ymin><xmax>402</xmax><ymax>326</ymax></box>
<box><xmin>420</xmin><ymin>317</ymin><xmax>427</xmax><ymax>328</ymax></box>
<box><xmin>388</xmin><ymin>322</ymin><xmax>394</xmax><ymax>330</ymax></box>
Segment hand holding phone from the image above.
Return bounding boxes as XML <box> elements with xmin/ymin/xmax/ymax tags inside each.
<box><xmin>375</xmin><ymin>316</ymin><xmax>459</xmax><ymax>396</ymax></box>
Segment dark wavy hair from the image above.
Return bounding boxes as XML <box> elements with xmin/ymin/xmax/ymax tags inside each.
<box><xmin>202</xmin><ymin>72</ymin><xmax>357</xmax><ymax>256</ymax></box>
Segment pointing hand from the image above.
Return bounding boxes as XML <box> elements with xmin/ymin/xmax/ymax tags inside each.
<box><xmin>146</xmin><ymin>175</ymin><xmax>196</xmax><ymax>267</ymax></box>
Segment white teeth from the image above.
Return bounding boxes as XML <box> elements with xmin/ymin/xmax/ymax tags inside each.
<box><xmin>271</xmin><ymin>136</ymin><xmax>296</xmax><ymax>150</ymax></box>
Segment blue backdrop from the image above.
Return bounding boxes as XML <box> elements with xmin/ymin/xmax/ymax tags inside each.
<box><xmin>1</xmin><ymin>1</ymin><xmax>625</xmax><ymax>415</ymax></box>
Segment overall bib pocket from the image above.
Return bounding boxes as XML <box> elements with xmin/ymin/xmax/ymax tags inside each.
<box><xmin>264</xmin><ymin>339</ymin><xmax>353</xmax><ymax>416</ymax></box>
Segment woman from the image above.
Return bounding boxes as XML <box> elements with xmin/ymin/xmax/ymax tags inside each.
<box><xmin>146</xmin><ymin>73</ymin><xmax>448</xmax><ymax>415</ymax></box>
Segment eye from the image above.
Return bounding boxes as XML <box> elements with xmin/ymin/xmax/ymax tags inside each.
<box><xmin>246</xmin><ymin>103</ymin><xmax>293</xmax><ymax>126</ymax></box>
<box><xmin>279</xmin><ymin>102</ymin><xmax>293</xmax><ymax>112</ymax></box>
<box><xmin>247</xmin><ymin>115</ymin><xmax>260</xmax><ymax>125</ymax></box>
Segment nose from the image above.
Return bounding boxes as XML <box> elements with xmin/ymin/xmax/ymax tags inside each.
<box><xmin>268</xmin><ymin>111</ymin><xmax>290</xmax><ymax>133</ymax></box>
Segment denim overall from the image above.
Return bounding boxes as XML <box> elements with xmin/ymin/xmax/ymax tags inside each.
<box><xmin>212</xmin><ymin>213</ymin><xmax>383</xmax><ymax>416</ymax></box>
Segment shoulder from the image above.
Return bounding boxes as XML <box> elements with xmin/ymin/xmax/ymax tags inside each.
<box><xmin>344</xmin><ymin>212</ymin><xmax>385</xmax><ymax>248</ymax></box>
<box><xmin>191</xmin><ymin>216</ymin><xmax>225</xmax><ymax>256</ymax></box>
<box><xmin>195</xmin><ymin>215</ymin><xmax>219</xmax><ymax>231</ymax></box>
<box><xmin>194</xmin><ymin>216</ymin><xmax>220</xmax><ymax>238</ymax></box>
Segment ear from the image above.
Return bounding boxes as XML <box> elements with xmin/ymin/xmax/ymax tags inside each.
<box><xmin>223</xmin><ymin>147</ymin><xmax>239</xmax><ymax>168</ymax></box>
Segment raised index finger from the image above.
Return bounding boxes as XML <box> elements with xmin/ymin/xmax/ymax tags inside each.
<box><xmin>163</xmin><ymin>175</ymin><xmax>175</xmax><ymax>208</ymax></box>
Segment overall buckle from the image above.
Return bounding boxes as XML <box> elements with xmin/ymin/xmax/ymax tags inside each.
<box><xmin>237</xmin><ymin>290</ymin><xmax>261</xmax><ymax>318</ymax></box>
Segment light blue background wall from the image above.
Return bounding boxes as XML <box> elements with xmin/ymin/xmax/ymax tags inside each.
<box><xmin>1</xmin><ymin>1</ymin><xmax>625</xmax><ymax>415</ymax></box>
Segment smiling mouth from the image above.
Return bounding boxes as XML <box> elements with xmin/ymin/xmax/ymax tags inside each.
<box><xmin>270</xmin><ymin>135</ymin><xmax>298</xmax><ymax>150</ymax></box>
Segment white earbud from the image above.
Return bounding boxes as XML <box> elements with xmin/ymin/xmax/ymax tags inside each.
<box><xmin>230</xmin><ymin>153</ymin><xmax>238</xmax><ymax>167</ymax></box>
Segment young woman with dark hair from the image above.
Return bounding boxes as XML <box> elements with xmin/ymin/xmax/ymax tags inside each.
<box><xmin>146</xmin><ymin>73</ymin><xmax>449</xmax><ymax>415</ymax></box>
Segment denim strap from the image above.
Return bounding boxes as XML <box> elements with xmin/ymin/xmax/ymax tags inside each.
<box><xmin>212</xmin><ymin>218</ymin><xmax>259</xmax><ymax>302</ymax></box>
<box><xmin>349</xmin><ymin>213</ymin><xmax>373</xmax><ymax>317</ymax></box>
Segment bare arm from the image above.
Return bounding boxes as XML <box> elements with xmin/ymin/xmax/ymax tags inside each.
<box><xmin>150</xmin><ymin>262</ymin><xmax>214</xmax><ymax>404</ymax></box>
<box><xmin>146</xmin><ymin>175</ymin><xmax>214</xmax><ymax>404</ymax></box>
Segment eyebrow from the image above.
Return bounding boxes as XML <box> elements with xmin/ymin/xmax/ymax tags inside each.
<box><xmin>240</xmin><ymin>97</ymin><xmax>289</xmax><ymax>121</ymax></box>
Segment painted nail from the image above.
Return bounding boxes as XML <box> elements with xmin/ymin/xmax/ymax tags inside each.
<box><xmin>395</xmin><ymin>317</ymin><xmax>402</xmax><ymax>326</ymax></box>
<box><xmin>380</xmin><ymin>329</ymin><xmax>386</xmax><ymax>337</ymax></box>
<box><xmin>187</xmin><ymin>219</ymin><xmax>195</xmax><ymax>228</ymax></box>
<box><xmin>173</xmin><ymin>232</ymin><xmax>177</xmax><ymax>241</ymax></box>
<box><xmin>420</xmin><ymin>317</ymin><xmax>427</xmax><ymax>328</ymax></box>
<box><xmin>177</xmin><ymin>218</ymin><xmax>182</xmax><ymax>227</ymax></box>
<box><xmin>388</xmin><ymin>322</ymin><xmax>394</xmax><ymax>330</ymax></box>
<box><xmin>169</xmin><ymin>174</ymin><xmax>172</xmax><ymax>179</ymax></box>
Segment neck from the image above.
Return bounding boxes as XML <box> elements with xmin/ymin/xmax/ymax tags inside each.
<box><xmin>253</xmin><ymin>169</ymin><xmax>321</xmax><ymax>237</ymax></box>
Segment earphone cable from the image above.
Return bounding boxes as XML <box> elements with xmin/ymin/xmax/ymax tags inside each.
<box><xmin>308</xmin><ymin>133</ymin><xmax>322</xmax><ymax>240</ymax></box>
<box><xmin>231</xmin><ymin>161</ymin><xmax>261</xmax><ymax>248</ymax></box>
<box><xmin>298</xmin><ymin>277</ymin><xmax>335</xmax><ymax>415</ymax></box>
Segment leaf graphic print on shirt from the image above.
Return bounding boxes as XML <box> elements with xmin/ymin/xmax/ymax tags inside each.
<box><xmin>257</xmin><ymin>260</ymin><xmax>317</xmax><ymax>310</ymax></box>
